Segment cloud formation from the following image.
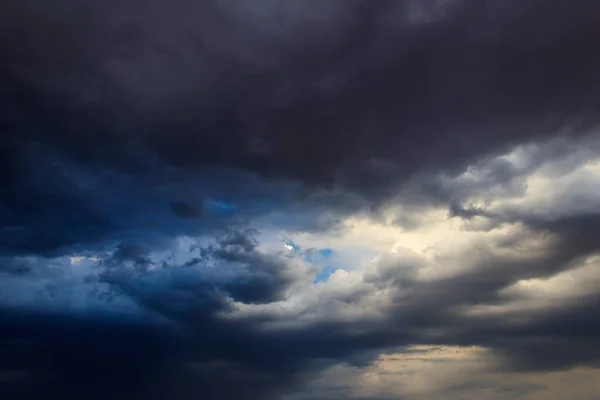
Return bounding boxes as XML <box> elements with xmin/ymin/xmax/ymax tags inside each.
<box><xmin>2</xmin><ymin>1</ymin><xmax>600</xmax><ymax>399</ymax></box>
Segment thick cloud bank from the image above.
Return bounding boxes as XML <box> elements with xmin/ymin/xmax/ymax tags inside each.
<box><xmin>2</xmin><ymin>1</ymin><xmax>600</xmax><ymax>399</ymax></box>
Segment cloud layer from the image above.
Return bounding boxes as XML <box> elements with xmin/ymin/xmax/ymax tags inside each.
<box><xmin>2</xmin><ymin>1</ymin><xmax>600</xmax><ymax>399</ymax></box>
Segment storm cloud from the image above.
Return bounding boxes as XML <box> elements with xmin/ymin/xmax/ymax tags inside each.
<box><xmin>2</xmin><ymin>1</ymin><xmax>600</xmax><ymax>399</ymax></box>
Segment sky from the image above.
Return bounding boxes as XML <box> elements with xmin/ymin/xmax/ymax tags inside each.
<box><xmin>2</xmin><ymin>1</ymin><xmax>600</xmax><ymax>399</ymax></box>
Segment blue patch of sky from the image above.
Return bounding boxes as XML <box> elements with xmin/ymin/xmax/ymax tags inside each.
<box><xmin>280</xmin><ymin>237</ymin><xmax>337</xmax><ymax>283</ymax></box>
<box><xmin>313</xmin><ymin>265</ymin><xmax>337</xmax><ymax>284</ymax></box>
<box><xmin>312</xmin><ymin>248</ymin><xmax>338</xmax><ymax>283</ymax></box>
<box><xmin>284</xmin><ymin>239</ymin><xmax>302</xmax><ymax>251</ymax></box>
<box><xmin>318</xmin><ymin>248</ymin><xmax>333</xmax><ymax>257</ymax></box>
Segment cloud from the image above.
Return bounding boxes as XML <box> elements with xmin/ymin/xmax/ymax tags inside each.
<box><xmin>3</xmin><ymin>152</ymin><xmax>600</xmax><ymax>398</ymax></box>
<box><xmin>286</xmin><ymin>346</ymin><xmax>600</xmax><ymax>400</ymax></box>
<box><xmin>3</xmin><ymin>0</ymin><xmax>600</xmax><ymax>197</ymax></box>
<box><xmin>0</xmin><ymin>230</ymin><xmax>310</xmax><ymax>399</ymax></box>
<box><xmin>170</xmin><ymin>200</ymin><xmax>203</xmax><ymax>219</ymax></box>
<box><xmin>2</xmin><ymin>1</ymin><xmax>600</xmax><ymax>399</ymax></box>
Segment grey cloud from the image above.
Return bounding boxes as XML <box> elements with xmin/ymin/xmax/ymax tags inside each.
<box><xmin>3</xmin><ymin>0</ymin><xmax>600</xmax><ymax>256</ymax></box>
<box><xmin>2</xmin><ymin>212</ymin><xmax>600</xmax><ymax>399</ymax></box>
<box><xmin>3</xmin><ymin>1</ymin><xmax>600</xmax><ymax>399</ymax></box>
<box><xmin>3</xmin><ymin>0</ymin><xmax>600</xmax><ymax>200</ymax></box>
<box><xmin>104</xmin><ymin>243</ymin><xmax>155</xmax><ymax>271</ymax></box>
<box><xmin>101</xmin><ymin>229</ymin><xmax>301</xmax><ymax>307</ymax></box>
<box><xmin>358</xmin><ymin>218</ymin><xmax>600</xmax><ymax>372</ymax></box>
<box><xmin>0</xmin><ymin>230</ymin><xmax>310</xmax><ymax>399</ymax></box>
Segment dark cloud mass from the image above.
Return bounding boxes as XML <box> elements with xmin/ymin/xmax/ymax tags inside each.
<box><xmin>2</xmin><ymin>1</ymin><xmax>600</xmax><ymax>399</ymax></box>
<box><xmin>170</xmin><ymin>200</ymin><xmax>203</xmax><ymax>219</ymax></box>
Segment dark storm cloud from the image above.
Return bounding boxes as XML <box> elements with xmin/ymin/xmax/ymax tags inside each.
<box><xmin>3</xmin><ymin>1</ymin><xmax>600</xmax><ymax>399</ymax></box>
<box><xmin>3</xmin><ymin>0</ymin><xmax>600</xmax><ymax>256</ymax></box>
<box><xmin>100</xmin><ymin>229</ymin><xmax>300</xmax><ymax>305</ymax></box>
<box><xmin>0</xmin><ymin>229</ymin><xmax>390</xmax><ymax>400</ymax></box>
<box><xmin>0</xmin><ymin>153</ymin><xmax>259</xmax><ymax>256</ymax></box>
<box><xmin>0</xmin><ymin>156</ymin><xmax>115</xmax><ymax>256</ymax></box>
<box><xmin>3</xmin><ymin>0</ymin><xmax>600</xmax><ymax>198</ymax></box>
<box><xmin>170</xmin><ymin>200</ymin><xmax>203</xmax><ymax>219</ymax></box>
<box><xmin>1</xmin><ymin>217</ymin><xmax>600</xmax><ymax>398</ymax></box>
<box><xmin>105</xmin><ymin>243</ymin><xmax>155</xmax><ymax>270</ymax></box>
<box><xmin>0</xmin><ymin>229</ymin><xmax>307</xmax><ymax>400</ymax></box>
<box><xmin>0</xmin><ymin>305</ymin><xmax>300</xmax><ymax>400</ymax></box>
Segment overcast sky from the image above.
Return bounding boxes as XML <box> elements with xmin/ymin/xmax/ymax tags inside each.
<box><xmin>2</xmin><ymin>1</ymin><xmax>600</xmax><ymax>399</ymax></box>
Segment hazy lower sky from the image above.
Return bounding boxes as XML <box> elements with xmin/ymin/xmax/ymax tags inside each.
<box><xmin>2</xmin><ymin>1</ymin><xmax>600</xmax><ymax>399</ymax></box>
